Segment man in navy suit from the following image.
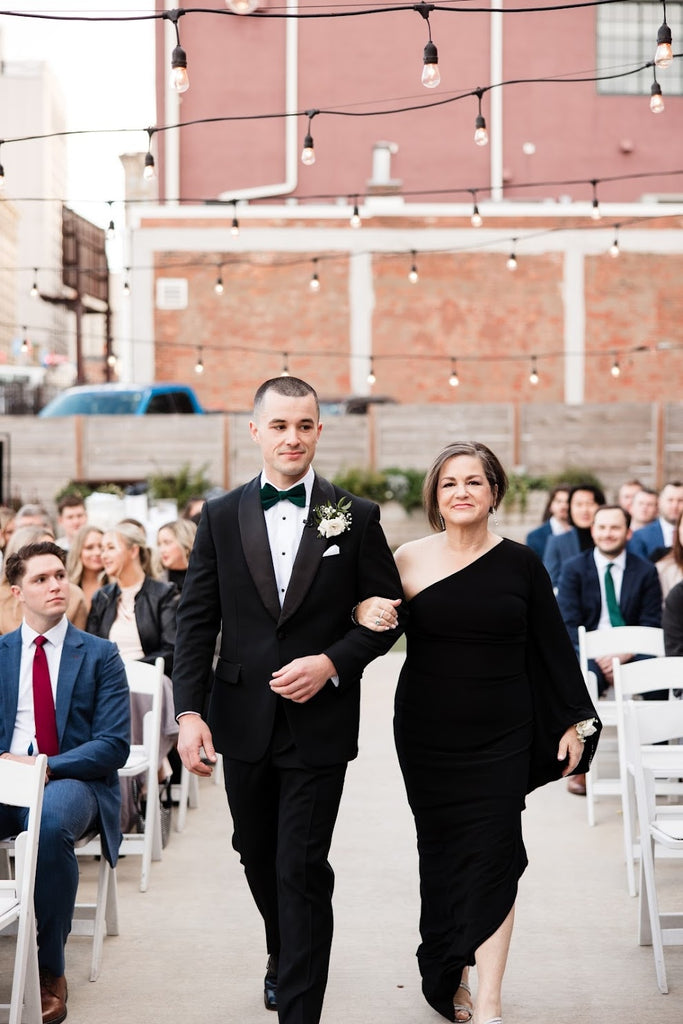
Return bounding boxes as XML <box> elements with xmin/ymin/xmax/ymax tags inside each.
<box><xmin>629</xmin><ymin>480</ymin><xmax>683</xmax><ymax>561</ymax></box>
<box><xmin>556</xmin><ymin>506</ymin><xmax>662</xmax><ymax>792</ymax></box>
<box><xmin>173</xmin><ymin>377</ymin><xmax>404</xmax><ymax>1024</ymax></box>
<box><xmin>0</xmin><ymin>542</ymin><xmax>130</xmax><ymax>1024</ymax></box>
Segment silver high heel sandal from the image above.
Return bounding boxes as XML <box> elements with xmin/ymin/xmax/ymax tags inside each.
<box><xmin>453</xmin><ymin>980</ymin><xmax>473</xmax><ymax>1022</ymax></box>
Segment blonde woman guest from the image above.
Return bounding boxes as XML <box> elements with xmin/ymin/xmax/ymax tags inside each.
<box><xmin>355</xmin><ymin>442</ymin><xmax>600</xmax><ymax>1024</ymax></box>
<box><xmin>67</xmin><ymin>524</ymin><xmax>107</xmax><ymax>609</ymax></box>
<box><xmin>0</xmin><ymin>524</ymin><xmax>88</xmax><ymax>633</ymax></box>
<box><xmin>655</xmin><ymin>510</ymin><xmax>683</xmax><ymax>602</ymax></box>
<box><xmin>157</xmin><ymin>518</ymin><xmax>197</xmax><ymax>593</ymax></box>
<box><xmin>0</xmin><ymin>506</ymin><xmax>16</xmax><ymax>567</ymax></box>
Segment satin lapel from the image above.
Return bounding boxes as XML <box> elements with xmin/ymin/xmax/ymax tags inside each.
<box><xmin>279</xmin><ymin>475</ymin><xmax>336</xmax><ymax>625</ymax></box>
<box><xmin>0</xmin><ymin>633</ymin><xmax>22</xmax><ymax>750</ymax></box>
<box><xmin>55</xmin><ymin>624</ymin><xmax>85</xmax><ymax>743</ymax></box>
<box><xmin>239</xmin><ymin>476</ymin><xmax>281</xmax><ymax>622</ymax></box>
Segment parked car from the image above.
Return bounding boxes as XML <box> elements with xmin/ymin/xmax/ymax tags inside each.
<box><xmin>38</xmin><ymin>383</ymin><xmax>206</xmax><ymax>416</ymax></box>
<box><xmin>319</xmin><ymin>395</ymin><xmax>397</xmax><ymax>416</ymax></box>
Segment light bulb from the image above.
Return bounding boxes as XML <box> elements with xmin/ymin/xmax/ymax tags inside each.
<box><xmin>471</xmin><ymin>205</ymin><xmax>483</xmax><ymax>228</ymax></box>
<box><xmin>30</xmin><ymin>275</ymin><xmax>39</xmax><ymax>298</ymax></box>
<box><xmin>301</xmin><ymin>134</ymin><xmax>315</xmax><ymax>166</ymax></box>
<box><xmin>449</xmin><ymin>369</ymin><xmax>459</xmax><ymax>387</ymax></box>
<box><xmin>350</xmin><ymin>204</ymin><xmax>361</xmax><ymax>229</ymax></box>
<box><xmin>195</xmin><ymin>356</ymin><xmax>204</xmax><ymax>374</ymax></box>
<box><xmin>529</xmin><ymin>361</ymin><xmax>539</xmax><ymax>385</ymax></box>
<box><xmin>170</xmin><ymin>44</ymin><xmax>189</xmax><ymax>93</ymax></box>
<box><xmin>507</xmin><ymin>254</ymin><xmax>517</xmax><ymax>271</ymax></box>
<box><xmin>227</xmin><ymin>0</ymin><xmax>259</xmax><ymax>12</ymax></box>
<box><xmin>422</xmin><ymin>41</ymin><xmax>440</xmax><ymax>88</ymax></box>
<box><xmin>214</xmin><ymin>276</ymin><xmax>224</xmax><ymax>295</ymax></box>
<box><xmin>107</xmin><ymin>353</ymin><xmax>117</xmax><ymax>368</ymax></box>
<box><xmin>611</xmin><ymin>359</ymin><xmax>621</xmax><ymax>378</ymax></box>
<box><xmin>609</xmin><ymin>240</ymin><xmax>620</xmax><ymax>258</ymax></box>
<box><xmin>655</xmin><ymin>22</ymin><xmax>673</xmax><ymax>68</ymax></box>
<box><xmin>367</xmin><ymin>370</ymin><xmax>376</xmax><ymax>385</ymax></box>
<box><xmin>409</xmin><ymin>265</ymin><xmax>419</xmax><ymax>284</ymax></box>
<box><xmin>231</xmin><ymin>216</ymin><xmax>240</xmax><ymax>237</ymax></box>
<box><xmin>591</xmin><ymin>198</ymin><xmax>601</xmax><ymax>221</ymax></box>
<box><xmin>122</xmin><ymin>279</ymin><xmax>131</xmax><ymax>297</ymax></box>
<box><xmin>20</xmin><ymin>337</ymin><xmax>29</xmax><ymax>355</ymax></box>
<box><xmin>0</xmin><ymin>163</ymin><xmax>5</xmax><ymax>191</ymax></box>
<box><xmin>106</xmin><ymin>219</ymin><xmax>115</xmax><ymax>241</ymax></box>
<box><xmin>143</xmin><ymin>152</ymin><xmax>156</xmax><ymax>181</ymax></box>
<box><xmin>650</xmin><ymin>82</ymin><xmax>665</xmax><ymax>113</ymax></box>
<box><xmin>474</xmin><ymin>115</ymin><xmax>488</xmax><ymax>147</ymax></box>
<box><xmin>309</xmin><ymin>273</ymin><xmax>320</xmax><ymax>293</ymax></box>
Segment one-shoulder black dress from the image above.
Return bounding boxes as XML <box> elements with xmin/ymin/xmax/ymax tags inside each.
<box><xmin>393</xmin><ymin>539</ymin><xmax>599</xmax><ymax>1021</ymax></box>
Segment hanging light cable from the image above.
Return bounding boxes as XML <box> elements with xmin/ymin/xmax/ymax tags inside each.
<box><xmin>301</xmin><ymin>110</ymin><xmax>319</xmax><ymax>166</ymax></box>
<box><xmin>470</xmin><ymin>191</ymin><xmax>483</xmax><ymax>228</ymax></box>
<box><xmin>529</xmin><ymin>357</ymin><xmax>539</xmax><ymax>385</ymax></box>
<box><xmin>416</xmin><ymin>3</ymin><xmax>440</xmax><ymax>89</ymax></box>
<box><xmin>143</xmin><ymin>129</ymin><xmax>156</xmax><ymax>181</ymax></box>
<box><xmin>473</xmin><ymin>89</ymin><xmax>489</xmax><ymax>147</ymax></box>
<box><xmin>409</xmin><ymin>250</ymin><xmax>419</xmax><ymax>284</ymax></box>
<box><xmin>609</xmin><ymin>227</ymin><xmax>620</xmax><ymax>258</ymax></box>
<box><xmin>231</xmin><ymin>201</ymin><xmax>240</xmax><ymax>237</ymax></box>
<box><xmin>590</xmin><ymin>179</ymin><xmax>601</xmax><ymax>221</ymax></box>
<box><xmin>367</xmin><ymin>358</ymin><xmax>376</xmax><ymax>385</ymax></box>
<box><xmin>30</xmin><ymin>269</ymin><xmax>39</xmax><ymax>298</ymax></box>
<box><xmin>309</xmin><ymin>258</ymin><xmax>320</xmax><ymax>293</ymax></box>
<box><xmin>194</xmin><ymin>347</ymin><xmax>204</xmax><ymax>374</ymax></box>
<box><xmin>168</xmin><ymin>9</ymin><xmax>190</xmax><ymax>93</ymax></box>
<box><xmin>350</xmin><ymin>199</ymin><xmax>361</xmax><ymax>229</ymax></box>
<box><xmin>655</xmin><ymin>1</ymin><xmax>673</xmax><ymax>67</ymax></box>
<box><xmin>650</xmin><ymin>68</ymin><xmax>665</xmax><ymax>113</ymax></box>
<box><xmin>448</xmin><ymin>359</ymin><xmax>460</xmax><ymax>387</ymax></box>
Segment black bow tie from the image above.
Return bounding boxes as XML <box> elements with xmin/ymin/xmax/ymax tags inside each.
<box><xmin>260</xmin><ymin>482</ymin><xmax>306</xmax><ymax>511</ymax></box>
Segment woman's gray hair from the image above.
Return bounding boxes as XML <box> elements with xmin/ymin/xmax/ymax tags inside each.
<box><xmin>422</xmin><ymin>441</ymin><xmax>509</xmax><ymax>532</ymax></box>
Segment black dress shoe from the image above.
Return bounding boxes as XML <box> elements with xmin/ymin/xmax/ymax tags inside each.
<box><xmin>264</xmin><ymin>954</ymin><xmax>278</xmax><ymax>1011</ymax></box>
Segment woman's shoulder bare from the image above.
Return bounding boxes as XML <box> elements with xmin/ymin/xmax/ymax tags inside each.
<box><xmin>394</xmin><ymin>533</ymin><xmax>440</xmax><ymax>564</ymax></box>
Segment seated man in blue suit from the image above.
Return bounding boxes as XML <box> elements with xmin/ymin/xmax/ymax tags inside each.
<box><xmin>525</xmin><ymin>483</ymin><xmax>571</xmax><ymax>559</ymax></box>
<box><xmin>629</xmin><ymin>480</ymin><xmax>683</xmax><ymax>562</ymax></box>
<box><xmin>0</xmin><ymin>542</ymin><xmax>130</xmax><ymax>1024</ymax></box>
<box><xmin>556</xmin><ymin>505</ymin><xmax>662</xmax><ymax>793</ymax></box>
<box><xmin>543</xmin><ymin>483</ymin><xmax>605</xmax><ymax>589</ymax></box>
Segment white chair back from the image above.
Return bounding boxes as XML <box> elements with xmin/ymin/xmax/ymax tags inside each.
<box><xmin>0</xmin><ymin>754</ymin><xmax>47</xmax><ymax>1024</ymax></box>
<box><xmin>577</xmin><ymin>625</ymin><xmax>665</xmax><ymax>826</ymax></box>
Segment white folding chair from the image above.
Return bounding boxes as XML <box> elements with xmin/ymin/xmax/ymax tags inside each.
<box><xmin>623</xmin><ymin>699</ymin><xmax>683</xmax><ymax>993</ymax></box>
<box><xmin>613</xmin><ymin>657</ymin><xmax>683</xmax><ymax>897</ymax></box>
<box><xmin>77</xmin><ymin>657</ymin><xmax>163</xmax><ymax>895</ymax></box>
<box><xmin>70</xmin><ymin>834</ymin><xmax>118</xmax><ymax>981</ymax></box>
<box><xmin>175</xmin><ymin>765</ymin><xmax>200</xmax><ymax>832</ymax></box>
<box><xmin>0</xmin><ymin>754</ymin><xmax>47</xmax><ymax>1024</ymax></box>
<box><xmin>578</xmin><ymin>625</ymin><xmax>665</xmax><ymax>826</ymax></box>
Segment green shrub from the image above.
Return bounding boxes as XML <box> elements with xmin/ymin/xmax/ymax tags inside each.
<box><xmin>332</xmin><ymin>467</ymin><xmax>426</xmax><ymax>513</ymax></box>
<box><xmin>146</xmin><ymin>463</ymin><xmax>214</xmax><ymax>509</ymax></box>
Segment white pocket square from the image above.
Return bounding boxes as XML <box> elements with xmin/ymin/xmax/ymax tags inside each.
<box><xmin>322</xmin><ymin>545</ymin><xmax>340</xmax><ymax>557</ymax></box>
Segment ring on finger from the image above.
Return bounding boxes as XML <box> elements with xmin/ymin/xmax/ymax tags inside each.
<box><xmin>375</xmin><ymin>618</ymin><xmax>382</xmax><ymax>626</ymax></box>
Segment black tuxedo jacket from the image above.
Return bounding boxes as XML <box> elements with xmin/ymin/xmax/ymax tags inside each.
<box><xmin>172</xmin><ymin>473</ymin><xmax>404</xmax><ymax>767</ymax></box>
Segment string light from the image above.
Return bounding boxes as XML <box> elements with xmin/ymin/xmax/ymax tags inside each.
<box><xmin>650</xmin><ymin>72</ymin><xmax>665</xmax><ymax>114</ymax></box>
<box><xmin>448</xmin><ymin>359</ymin><xmax>459</xmax><ymax>387</ymax></box>
<box><xmin>106</xmin><ymin>202</ymin><xmax>115</xmax><ymax>241</ymax></box>
<box><xmin>473</xmin><ymin>89</ymin><xmax>488</xmax><ymax>147</ymax></box>
<box><xmin>408</xmin><ymin>250</ymin><xmax>419</xmax><ymax>284</ymax></box>
<box><xmin>168</xmin><ymin>10</ymin><xmax>190</xmax><ymax>93</ymax></box>
<box><xmin>122</xmin><ymin>270</ymin><xmax>131</xmax><ymax>297</ymax></box>
<box><xmin>609</xmin><ymin>228</ymin><xmax>620</xmax><ymax>258</ymax></box>
<box><xmin>227</xmin><ymin>0</ymin><xmax>259</xmax><ymax>13</ymax></box>
<box><xmin>590</xmin><ymin>180</ymin><xmax>601</xmax><ymax>221</ymax></box>
<box><xmin>611</xmin><ymin>354</ymin><xmax>621</xmax><ymax>378</ymax></box>
<box><xmin>350</xmin><ymin>201</ymin><xmax>362</xmax><ymax>229</ymax></box>
<box><xmin>301</xmin><ymin>110</ymin><xmax>318</xmax><ymax>166</ymax></box>
<box><xmin>367</xmin><ymin>358</ymin><xmax>376</xmax><ymax>385</ymax></box>
<box><xmin>30</xmin><ymin>270</ymin><xmax>39</xmax><ymax>298</ymax></box>
<box><xmin>231</xmin><ymin>202</ymin><xmax>240</xmax><ymax>236</ymax></box>
<box><xmin>309</xmin><ymin>259</ymin><xmax>320</xmax><ymax>292</ymax></box>
<box><xmin>417</xmin><ymin>3</ymin><xmax>440</xmax><ymax>89</ymax></box>
<box><xmin>529</xmin><ymin>357</ymin><xmax>539</xmax><ymax>385</ymax></box>
<box><xmin>655</xmin><ymin>2</ymin><xmax>673</xmax><ymax>68</ymax></box>
<box><xmin>470</xmin><ymin>192</ymin><xmax>483</xmax><ymax>228</ymax></box>
<box><xmin>194</xmin><ymin>347</ymin><xmax>204</xmax><ymax>374</ymax></box>
<box><xmin>280</xmin><ymin>352</ymin><xmax>290</xmax><ymax>376</ymax></box>
<box><xmin>214</xmin><ymin>269</ymin><xmax>224</xmax><ymax>295</ymax></box>
<box><xmin>20</xmin><ymin>328</ymin><xmax>29</xmax><ymax>355</ymax></box>
<box><xmin>506</xmin><ymin>241</ymin><xmax>517</xmax><ymax>271</ymax></box>
<box><xmin>107</xmin><ymin>352</ymin><xmax>118</xmax><ymax>369</ymax></box>
<box><xmin>143</xmin><ymin>130</ymin><xmax>156</xmax><ymax>181</ymax></box>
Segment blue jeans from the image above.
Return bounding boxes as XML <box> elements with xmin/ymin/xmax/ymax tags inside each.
<box><xmin>0</xmin><ymin>777</ymin><xmax>99</xmax><ymax>976</ymax></box>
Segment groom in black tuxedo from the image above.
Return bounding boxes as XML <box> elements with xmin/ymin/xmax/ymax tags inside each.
<box><xmin>173</xmin><ymin>376</ymin><xmax>404</xmax><ymax>1024</ymax></box>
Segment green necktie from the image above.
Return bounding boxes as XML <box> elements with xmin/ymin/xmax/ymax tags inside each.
<box><xmin>260</xmin><ymin>481</ymin><xmax>306</xmax><ymax>511</ymax></box>
<box><xmin>604</xmin><ymin>563</ymin><xmax>625</xmax><ymax>626</ymax></box>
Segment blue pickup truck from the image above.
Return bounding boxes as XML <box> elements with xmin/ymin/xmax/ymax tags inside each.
<box><xmin>38</xmin><ymin>382</ymin><xmax>206</xmax><ymax>416</ymax></box>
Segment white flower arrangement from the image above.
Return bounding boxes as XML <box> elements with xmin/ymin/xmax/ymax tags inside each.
<box><xmin>312</xmin><ymin>498</ymin><xmax>352</xmax><ymax>539</ymax></box>
<box><xmin>575</xmin><ymin>718</ymin><xmax>598</xmax><ymax>743</ymax></box>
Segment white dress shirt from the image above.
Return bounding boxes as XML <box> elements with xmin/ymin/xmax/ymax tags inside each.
<box><xmin>261</xmin><ymin>467</ymin><xmax>314</xmax><ymax>607</ymax></box>
<box><xmin>10</xmin><ymin>615</ymin><xmax>69</xmax><ymax>756</ymax></box>
<box><xmin>659</xmin><ymin>516</ymin><xmax>675</xmax><ymax>548</ymax></box>
<box><xmin>593</xmin><ymin>548</ymin><xmax>627</xmax><ymax>632</ymax></box>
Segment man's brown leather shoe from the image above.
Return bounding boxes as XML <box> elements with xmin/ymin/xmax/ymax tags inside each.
<box><xmin>567</xmin><ymin>773</ymin><xmax>587</xmax><ymax>796</ymax></box>
<box><xmin>39</xmin><ymin>968</ymin><xmax>67</xmax><ymax>1024</ymax></box>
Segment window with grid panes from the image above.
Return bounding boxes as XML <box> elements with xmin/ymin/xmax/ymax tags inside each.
<box><xmin>597</xmin><ymin>1</ymin><xmax>682</xmax><ymax>94</ymax></box>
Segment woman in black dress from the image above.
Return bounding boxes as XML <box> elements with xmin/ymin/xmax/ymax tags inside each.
<box><xmin>357</xmin><ymin>442</ymin><xmax>600</xmax><ymax>1024</ymax></box>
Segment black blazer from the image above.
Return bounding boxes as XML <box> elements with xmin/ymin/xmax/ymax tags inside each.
<box><xmin>172</xmin><ymin>473</ymin><xmax>405</xmax><ymax>767</ymax></box>
<box><xmin>86</xmin><ymin>576</ymin><xmax>179</xmax><ymax>677</ymax></box>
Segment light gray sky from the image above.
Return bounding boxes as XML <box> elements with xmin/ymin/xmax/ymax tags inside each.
<box><xmin>0</xmin><ymin>3</ymin><xmax>156</xmax><ymax>228</ymax></box>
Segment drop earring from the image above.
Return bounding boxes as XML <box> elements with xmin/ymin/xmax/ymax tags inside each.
<box><xmin>439</xmin><ymin>513</ymin><xmax>446</xmax><ymax>531</ymax></box>
<box><xmin>490</xmin><ymin>505</ymin><xmax>499</xmax><ymax>526</ymax></box>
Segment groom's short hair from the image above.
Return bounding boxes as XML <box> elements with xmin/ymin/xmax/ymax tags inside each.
<box><xmin>253</xmin><ymin>377</ymin><xmax>320</xmax><ymax>420</ymax></box>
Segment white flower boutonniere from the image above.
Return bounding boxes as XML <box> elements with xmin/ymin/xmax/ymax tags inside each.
<box><xmin>312</xmin><ymin>498</ymin><xmax>352</xmax><ymax>539</ymax></box>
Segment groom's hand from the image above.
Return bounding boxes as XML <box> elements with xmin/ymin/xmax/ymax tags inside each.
<box><xmin>270</xmin><ymin>654</ymin><xmax>336</xmax><ymax>703</ymax></box>
<box><xmin>177</xmin><ymin>713</ymin><xmax>217</xmax><ymax>776</ymax></box>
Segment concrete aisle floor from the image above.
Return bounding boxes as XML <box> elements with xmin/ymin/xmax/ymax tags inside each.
<box><xmin>2</xmin><ymin>652</ymin><xmax>682</xmax><ymax>1023</ymax></box>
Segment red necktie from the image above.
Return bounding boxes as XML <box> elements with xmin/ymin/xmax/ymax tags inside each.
<box><xmin>33</xmin><ymin>635</ymin><xmax>59</xmax><ymax>756</ymax></box>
